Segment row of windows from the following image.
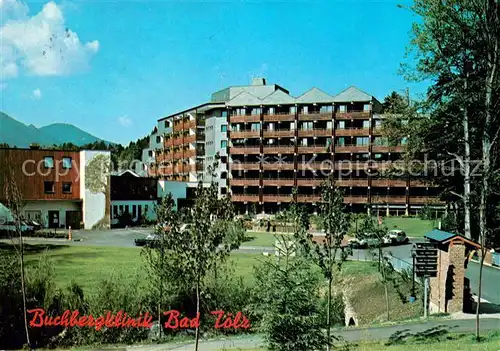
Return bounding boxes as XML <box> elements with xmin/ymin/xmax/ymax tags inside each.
<box><xmin>206</xmin><ymin>125</ymin><xmax>228</xmax><ymax>133</ymax></box>
<box><xmin>44</xmin><ymin>181</ymin><xmax>72</xmax><ymax>194</ymax></box>
<box><xmin>43</xmin><ymin>156</ymin><xmax>72</xmax><ymax>169</ymax></box>
<box><xmin>112</xmin><ymin>204</ymin><xmax>149</xmax><ymax>219</ymax></box>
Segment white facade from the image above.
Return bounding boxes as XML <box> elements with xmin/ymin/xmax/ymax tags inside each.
<box><xmin>79</xmin><ymin>150</ymin><xmax>111</xmax><ymax>229</ymax></box>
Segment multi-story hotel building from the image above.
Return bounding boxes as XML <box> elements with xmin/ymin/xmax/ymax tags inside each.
<box><xmin>142</xmin><ymin>78</ymin><xmax>441</xmax><ymax>214</ymax></box>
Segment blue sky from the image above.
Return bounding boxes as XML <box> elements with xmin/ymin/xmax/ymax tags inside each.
<box><xmin>1</xmin><ymin>0</ymin><xmax>426</xmax><ymax>145</ymax></box>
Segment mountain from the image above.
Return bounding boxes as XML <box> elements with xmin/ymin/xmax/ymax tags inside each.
<box><xmin>0</xmin><ymin>112</ymin><xmax>112</xmax><ymax>148</ymax></box>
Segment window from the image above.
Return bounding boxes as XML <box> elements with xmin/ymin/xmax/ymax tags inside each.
<box><xmin>221</xmin><ymin>187</ymin><xmax>227</xmax><ymax>195</ymax></box>
<box><xmin>125</xmin><ymin>205</ymin><xmax>129</xmax><ymax>213</ymax></box>
<box><xmin>220</xmin><ymin>140</ymin><xmax>227</xmax><ymax>148</ymax></box>
<box><xmin>221</xmin><ymin>110</ymin><xmax>228</xmax><ymax>118</ymax></box>
<box><xmin>119</xmin><ymin>205</ymin><xmax>124</xmax><ymax>214</ymax></box>
<box><xmin>220</xmin><ymin>156</ymin><xmax>227</xmax><ymax>164</ymax></box>
<box><xmin>363</xmin><ymin>104</ymin><xmax>371</xmax><ymax>112</ymax></box>
<box><xmin>338</xmin><ymin>105</ymin><xmax>347</xmax><ymax>113</ymax></box>
<box><xmin>221</xmin><ymin>125</ymin><xmax>227</xmax><ymax>133</ymax></box>
<box><xmin>220</xmin><ymin>172</ymin><xmax>227</xmax><ymax>179</ymax></box>
<box><xmin>113</xmin><ymin>205</ymin><xmax>118</xmax><ymax>219</ymax></box>
<box><xmin>375</xmin><ymin>154</ymin><xmax>383</xmax><ymax>160</ymax></box>
<box><xmin>144</xmin><ymin>205</ymin><xmax>148</xmax><ymax>213</ymax></box>
<box><xmin>337</xmin><ymin>137</ymin><xmax>346</xmax><ymax>146</ymax></box>
<box><xmin>132</xmin><ymin>205</ymin><xmax>137</xmax><ymax>218</ymax></box>
<box><xmin>356</xmin><ymin>137</ymin><xmax>369</xmax><ymax>146</ymax></box>
<box><xmin>337</xmin><ymin>121</ymin><xmax>345</xmax><ymax>129</ymax></box>
<box><xmin>375</xmin><ymin>120</ymin><xmax>382</xmax><ymax>128</ymax></box>
<box><xmin>290</xmin><ymin>106</ymin><xmax>297</xmax><ymax>114</ymax></box>
<box><xmin>363</xmin><ymin>120</ymin><xmax>370</xmax><ymax>129</ymax></box>
<box><xmin>156</xmin><ymin>136</ymin><xmax>161</xmax><ymax>143</ymax></box>
<box><xmin>44</xmin><ymin>156</ymin><xmax>54</xmax><ymax>168</ymax></box>
<box><xmin>62</xmin><ymin>182</ymin><xmax>72</xmax><ymax>193</ymax></box>
<box><xmin>62</xmin><ymin>157</ymin><xmax>72</xmax><ymax>169</ymax></box>
<box><xmin>44</xmin><ymin>181</ymin><xmax>55</xmax><ymax>194</ymax></box>
<box><xmin>250</xmin><ymin>123</ymin><xmax>260</xmax><ymax>132</ymax></box>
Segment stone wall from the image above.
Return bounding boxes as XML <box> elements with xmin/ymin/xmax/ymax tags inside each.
<box><xmin>429</xmin><ymin>243</ymin><xmax>466</xmax><ymax>313</ymax></box>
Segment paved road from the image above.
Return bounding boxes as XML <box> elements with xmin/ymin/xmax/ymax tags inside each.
<box><xmin>125</xmin><ymin>318</ymin><xmax>500</xmax><ymax>350</ymax></box>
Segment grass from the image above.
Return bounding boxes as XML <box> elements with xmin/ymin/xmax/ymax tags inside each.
<box><xmin>0</xmin><ymin>243</ymin><xmax>264</xmax><ymax>295</ymax></box>
<box><xmin>243</xmin><ymin>231</ymin><xmax>290</xmax><ymax>247</ymax></box>
<box><xmin>382</xmin><ymin>217</ymin><xmax>436</xmax><ymax>238</ymax></box>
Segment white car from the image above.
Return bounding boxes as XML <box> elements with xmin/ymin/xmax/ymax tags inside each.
<box><xmin>349</xmin><ymin>233</ymin><xmax>382</xmax><ymax>248</ymax></box>
<box><xmin>383</xmin><ymin>229</ymin><xmax>409</xmax><ymax>245</ymax></box>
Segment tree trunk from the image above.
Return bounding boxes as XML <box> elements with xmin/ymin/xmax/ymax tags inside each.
<box><xmin>462</xmin><ymin>74</ymin><xmax>472</xmax><ymax>240</ymax></box>
<box><xmin>195</xmin><ymin>277</ymin><xmax>200</xmax><ymax>351</ymax></box>
<box><xmin>19</xmin><ymin>232</ymin><xmax>31</xmax><ymax>348</ymax></box>
<box><xmin>326</xmin><ymin>276</ymin><xmax>332</xmax><ymax>351</ymax></box>
<box><xmin>384</xmin><ymin>282</ymin><xmax>390</xmax><ymax>322</ymax></box>
<box><xmin>476</xmin><ymin>237</ymin><xmax>486</xmax><ymax>341</ymax></box>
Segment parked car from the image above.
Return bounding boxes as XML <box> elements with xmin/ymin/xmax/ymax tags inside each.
<box><xmin>134</xmin><ymin>224</ymin><xmax>191</xmax><ymax>247</ymax></box>
<box><xmin>0</xmin><ymin>221</ymin><xmax>35</xmax><ymax>235</ymax></box>
<box><xmin>383</xmin><ymin>229</ymin><xmax>409</xmax><ymax>245</ymax></box>
<box><xmin>349</xmin><ymin>233</ymin><xmax>382</xmax><ymax>249</ymax></box>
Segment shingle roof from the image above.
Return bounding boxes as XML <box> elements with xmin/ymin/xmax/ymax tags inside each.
<box><xmin>227</xmin><ymin>91</ymin><xmax>263</xmax><ymax>106</ymax></box>
<box><xmin>296</xmin><ymin>87</ymin><xmax>334</xmax><ymax>104</ymax></box>
<box><xmin>333</xmin><ymin>86</ymin><xmax>373</xmax><ymax>102</ymax></box>
<box><xmin>262</xmin><ymin>89</ymin><xmax>296</xmax><ymax>105</ymax></box>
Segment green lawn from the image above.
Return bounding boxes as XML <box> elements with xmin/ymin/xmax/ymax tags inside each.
<box><xmin>382</xmin><ymin>217</ymin><xmax>437</xmax><ymax>238</ymax></box>
<box><xmin>244</xmin><ymin>231</ymin><xmax>290</xmax><ymax>247</ymax></box>
<box><xmin>10</xmin><ymin>244</ymin><xmax>263</xmax><ymax>295</ymax></box>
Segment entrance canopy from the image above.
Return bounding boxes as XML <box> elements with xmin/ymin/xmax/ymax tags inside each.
<box><xmin>0</xmin><ymin>203</ymin><xmax>14</xmax><ymax>223</ymax></box>
<box><xmin>424</xmin><ymin>229</ymin><xmax>482</xmax><ymax>251</ymax></box>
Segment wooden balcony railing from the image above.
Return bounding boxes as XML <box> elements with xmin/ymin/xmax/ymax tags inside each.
<box><xmin>230</xmin><ymin>178</ymin><xmax>260</xmax><ymax>186</ymax></box>
<box><xmin>409</xmin><ymin>196</ymin><xmax>444</xmax><ymax>204</ymax></box>
<box><xmin>230</xmin><ymin>146</ymin><xmax>260</xmax><ymax>155</ymax></box>
<box><xmin>335</xmin><ymin>128</ymin><xmax>371</xmax><ymax>137</ymax></box>
<box><xmin>230</xmin><ymin>130</ymin><xmax>260</xmax><ymax>139</ymax></box>
<box><xmin>372</xmin><ymin>126</ymin><xmax>384</xmax><ymax>136</ymax></box>
<box><xmin>262</xmin><ymin>194</ymin><xmax>293</xmax><ymax>203</ymax></box>
<box><xmin>371</xmin><ymin>145</ymin><xmax>405</xmax><ymax>153</ymax></box>
<box><xmin>296</xmin><ymin>178</ymin><xmax>324</xmax><ymax>187</ymax></box>
<box><xmin>296</xmin><ymin>194</ymin><xmax>322</xmax><ymax>203</ymax></box>
<box><xmin>263</xmin><ymin>129</ymin><xmax>295</xmax><ymax>138</ymax></box>
<box><xmin>262</xmin><ymin>162</ymin><xmax>295</xmax><ymax>171</ymax></box>
<box><xmin>336</xmin><ymin>178</ymin><xmax>369</xmax><ymax>187</ymax></box>
<box><xmin>262</xmin><ymin>178</ymin><xmax>295</xmax><ymax>186</ymax></box>
<box><xmin>231</xmin><ymin>194</ymin><xmax>260</xmax><ymax>202</ymax></box>
<box><xmin>230</xmin><ymin>163</ymin><xmax>260</xmax><ymax>171</ymax></box>
<box><xmin>230</xmin><ymin>115</ymin><xmax>260</xmax><ymax>123</ymax></box>
<box><xmin>297</xmin><ymin>145</ymin><xmax>329</xmax><ymax>154</ymax></box>
<box><xmin>297</xmin><ymin>162</ymin><xmax>334</xmax><ymax>171</ymax></box>
<box><xmin>335</xmin><ymin>111</ymin><xmax>371</xmax><ymax>119</ymax></box>
<box><xmin>173</xmin><ymin>120</ymin><xmax>196</xmax><ymax>132</ymax></box>
<box><xmin>298</xmin><ymin>112</ymin><xmax>332</xmax><ymax>121</ymax></box>
<box><xmin>263</xmin><ymin>112</ymin><xmax>295</xmax><ymax>122</ymax></box>
<box><xmin>297</xmin><ymin>129</ymin><xmax>333</xmax><ymax>137</ymax></box>
<box><xmin>164</xmin><ymin>138</ymin><xmax>174</xmax><ymax>147</ymax></box>
<box><xmin>334</xmin><ymin>161</ymin><xmax>368</xmax><ymax>170</ymax></box>
<box><xmin>371</xmin><ymin>179</ymin><xmax>408</xmax><ymax>187</ymax></box>
<box><xmin>334</xmin><ymin>144</ymin><xmax>370</xmax><ymax>153</ymax></box>
<box><xmin>344</xmin><ymin>196</ymin><xmax>369</xmax><ymax>204</ymax></box>
<box><xmin>371</xmin><ymin>195</ymin><xmax>407</xmax><ymax>204</ymax></box>
<box><xmin>263</xmin><ymin>146</ymin><xmax>294</xmax><ymax>154</ymax></box>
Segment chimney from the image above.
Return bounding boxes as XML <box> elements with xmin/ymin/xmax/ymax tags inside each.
<box><xmin>29</xmin><ymin>143</ymin><xmax>40</xmax><ymax>150</ymax></box>
<box><xmin>251</xmin><ymin>77</ymin><xmax>266</xmax><ymax>86</ymax></box>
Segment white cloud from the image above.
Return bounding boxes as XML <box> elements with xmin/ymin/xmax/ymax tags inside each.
<box><xmin>118</xmin><ymin>116</ymin><xmax>133</xmax><ymax>127</ymax></box>
<box><xmin>32</xmin><ymin>88</ymin><xmax>42</xmax><ymax>99</ymax></box>
<box><xmin>0</xmin><ymin>0</ymin><xmax>99</xmax><ymax>80</ymax></box>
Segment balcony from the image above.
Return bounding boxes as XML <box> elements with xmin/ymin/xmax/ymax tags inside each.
<box><xmin>335</xmin><ymin>111</ymin><xmax>371</xmax><ymax>120</ymax></box>
<box><xmin>371</xmin><ymin>179</ymin><xmax>408</xmax><ymax>187</ymax></box>
<box><xmin>298</xmin><ymin>162</ymin><xmax>333</xmax><ymax>171</ymax></box>
<box><xmin>410</xmin><ymin>179</ymin><xmax>438</xmax><ymax>187</ymax></box>
<box><xmin>262</xmin><ymin>194</ymin><xmax>293</xmax><ymax>203</ymax></box>
<box><xmin>230</xmin><ymin>115</ymin><xmax>260</xmax><ymax>123</ymax></box>
<box><xmin>297</xmin><ymin>145</ymin><xmax>329</xmax><ymax>154</ymax></box>
<box><xmin>296</xmin><ymin>178</ymin><xmax>324</xmax><ymax>187</ymax></box>
<box><xmin>334</xmin><ymin>144</ymin><xmax>370</xmax><ymax>153</ymax></box>
<box><xmin>262</xmin><ymin>162</ymin><xmax>295</xmax><ymax>171</ymax></box>
<box><xmin>230</xmin><ymin>146</ymin><xmax>260</xmax><ymax>155</ymax></box>
<box><xmin>371</xmin><ymin>195</ymin><xmax>407</xmax><ymax>204</ymax></box>
<box><xmin>263</xmin><ymin>112</ymin><xmax>295</xmax><ymax>122</ymax></box>
<box><xmin>372</xmin><ymin>126</ymin><xmax>384</xmax><ymax>136</ymax></box>
<box><xmin>230</xmin><ymin>130</ymin><xmax>260</xmax><ymax>139</ymax></box>
<box><xmin>262</xmin><ymin>178</ymin><xmax>294</xmax><ymax>186</ymax></box>
<box><xmin>263</xmin><ymin>129</ymin><xmax>295</xmax><ymax>138</ymax></box>
<box><xmin>164</xmin><ymin>138</ymin><xmax>174</xmax><ymax>147</ymax></box>
<box><xmin>335</xmin><ymin>128</ymin><xmax>370</xmax><ymax>137</ymax></box>
<box><xmin>230</xmin><ymin>178</ymin><xmax>260</xmax><ymax>186</ymax></box>
<box><xmin>298</xmin><ymin>112</ymin><xmax>332</xmax><ymax>121</ymax></box>
<box><xmin>263</xmin><ymin>145</ymin><xmax>294</xmax><ymax>154</ymax></box>
<box><xmin>344</xmin><ymin>196</ymin><xmax>369</xmax><ymax>204</ymax></box>
<box><xmin>334</xmin><ymin>161</ymin><xmax>368</xmax><ymax>170</ymax></box>
<box><xmin>336</xmin><ymin>178</ymin><xmax>369</xmax><ymax>187</ymax></box>
<box><xmin>297</xmin><ymin>129</ymin><xmax>332</xmax><ymax>137</ymax></box>
<box><xmin>232</xmin><ymin>194</ymin><xmax>259</xmax><ymax>202</ymax></box>
<box><xmin>230</xmin><ymin>163</ymin><xmax>260</xmax><ymax>171</ymax></box>
<box><xmin>371</xmin><ymin>145</ymin><xmax>405</xmax><ymax>153</ymax></box>
<box><xmin>184</xmin><ymin>135</ymin><xmax>196</xmax><ymax>144</ymax></box>
<box><xmin>297</xmin><ymin>194</ymin><xmax>321</xmax><ymax>203</ymax></box>
<box><xmin>409</xmin><ymin>196</ymin><xmax>444</xmax><ymax>204</ymax></box>
<box><xmin>173</xmin><ymin>120</ymin><xmax>196</xmax><ymax>132</ymax></box>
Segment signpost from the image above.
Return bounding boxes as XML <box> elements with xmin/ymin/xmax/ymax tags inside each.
<box><xmin>413</xmin><ymin>242</ymin><xmax>438</xmax><ymax>318</ymax></box>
